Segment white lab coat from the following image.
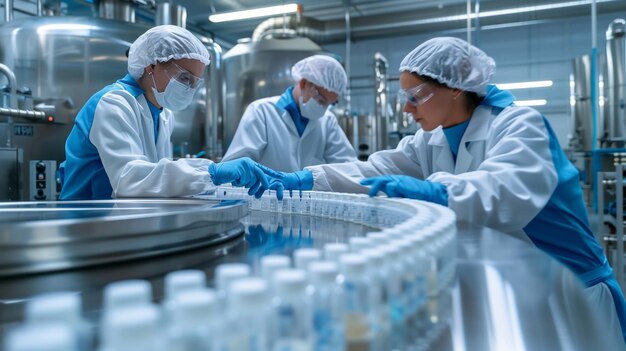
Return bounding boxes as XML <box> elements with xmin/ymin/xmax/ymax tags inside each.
<box><xmin>307</xmin><ymin>104</ymin><xmax>557</xmax><ymax>237</ymax></box>
<box><xmin>222</xmin><ymin>95</ymin><xmax>357</xmax><ymax>172</ymax></box>
<box><xmin>90</xmin><ymin>89</ymin><xmax>215</xmax><ymax>198</ymax></box>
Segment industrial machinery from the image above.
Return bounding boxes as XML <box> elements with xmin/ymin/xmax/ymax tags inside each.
<box><xmin>0</xmin><ymin>193</ymin><xmax>619</xmax><ymax>350</ymax></box>
<box><xmin>0</xmin><ymin>0</ymin><xmax>222</xmax><ymax>200</ymax></box>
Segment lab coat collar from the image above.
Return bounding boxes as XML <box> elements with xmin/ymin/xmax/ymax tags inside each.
<box><xmin>426</xmin><ymin>105</ymin><xmax>492</xmax><ymax>173</ymax></box>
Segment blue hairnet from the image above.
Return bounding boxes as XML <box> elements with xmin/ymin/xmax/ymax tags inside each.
<box><xmin>399</xmin><ymin>37</ymin><xmax>495</xmax><ymax>96</ymax></box>
<box><xmin>128</xmin><ymin>25</ymin><xmax>211</xmax><ymax>80</ymax></box>
<box><xmin>292</xmin><ymin>55</ymin><xmax>347</xmax><ymax>95</ymax></box>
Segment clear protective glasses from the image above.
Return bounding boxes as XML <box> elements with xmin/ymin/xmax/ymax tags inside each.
<box><xmin>309</xmin><ymin>84</ymin><xmax>337</xmax><ymax>107</ymax></box>
<box><xmin>398</xmin><ymin>83</ymin><xmax>434</xmax><ymax>107</ymax></box>
<box><xmin>162</xmin><ymin>61</ymin><xmax>204</xmax><ymax>90</ymax></box>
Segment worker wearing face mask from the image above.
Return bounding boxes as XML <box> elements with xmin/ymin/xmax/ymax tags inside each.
<box><xmin>60</xmin><ymin>25</ymin><xmax>269</xmax><ymax>200</ymax></box>
<box><xmin>222</xmin><ymin>55</ymin><xmax>357</xmax><ymax>172</ymax></box>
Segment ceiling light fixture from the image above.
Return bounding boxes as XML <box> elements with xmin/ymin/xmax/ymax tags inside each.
<box><xmin>495</xmin><ymin>80</ymin><xmax>554</xmax><ymax>90</ymax></box>
<box><xmin>209</xmin><ymin>3</ymin><xmax>299</xmax><ymax>23</ymax></box>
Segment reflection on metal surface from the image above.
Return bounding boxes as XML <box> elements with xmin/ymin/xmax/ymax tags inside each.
<box><xmin>0</xmin><ymin>199</ymin><xmax>247</xmax><ymax>276</ymax></box>
<box><xmin>452</xmin><ymin>223</ymin><xmax>623</xmax><ymax>351</ymax></box>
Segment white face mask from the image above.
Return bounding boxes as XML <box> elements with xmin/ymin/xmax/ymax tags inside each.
<box><xmin>151</xmin><ymin>75</ymin><xmax>197</xmax><ymax>111</ymax></box>
<box><xmin>298</xmin><ymin>94</ymin><xmax>328</xmax><ymax>121</ymax></box>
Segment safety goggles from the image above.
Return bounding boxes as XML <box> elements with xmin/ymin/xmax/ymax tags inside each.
<box><xmin>310</xmin><ymin>84</ymin><xmax>338</xmax><ymax>107</ymax></box>
<box><xmin>398</xmin><ymin>83</ymin><xmax>434</xmax><ymax>107</ymax></box>
<box><xmin>162</xmin><ymin>61</ymin><xmax>204</xmax><ymax>90</ymax></box>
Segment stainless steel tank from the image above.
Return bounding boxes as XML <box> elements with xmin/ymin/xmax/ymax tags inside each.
<box><xmin>605</xmin><ymin>18</ymin><xmax>626</xmax><ymax>147</ymax></box>
<box><xmin>569</xmin><ymin>53</ymin><xmax>608</xmax><ymax>151</ymax></box>
<box><xmin>221</xmin><ymin>32</ymin><xmax>324</xmax><ymax>152</ymax></box>
<box><xmin>0</xmin><ymin>15</ymin><xmax>222</xmax><ymax>199</ymax></box>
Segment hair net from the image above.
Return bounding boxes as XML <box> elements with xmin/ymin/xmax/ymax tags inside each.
<box><xmin>128</xmin><ymin>25</ymin><xmax>211</xmax><ymax>80</ymax></box>
<box><xmin>399</xmin><ymin>37</ymin><xmax>495</xmax><ymax>96</ymax></box>
<box><xmin>291</xmin><ymin>55</ymin><xmax>347</xmax><ymax>95</ymax></box>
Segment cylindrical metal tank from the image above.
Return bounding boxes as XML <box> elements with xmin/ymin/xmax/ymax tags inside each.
<box><xmin>569</xmin><ymin>53</ymin><xmax>607</xmax><ymax>151</ymax></box>
<box><xmin>155</xmin><ymin>2</ymin><xmax>187</xmax><ymax>28</ymax></box>
<box><xmin>221</xmin><ymin>32</ymin><xmax>324</xmax><ymax>152</ymax></box>
<box><xmin>0</xmin><ymin>15</ymin><xmax>222</xmax><ymax>199</ymax></box>
<box><xmin>605</xmin><ymin>18</ymin><xmax>626</xmax><ymax>146</ymax></box>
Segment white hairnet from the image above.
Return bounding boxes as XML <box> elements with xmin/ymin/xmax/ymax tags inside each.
<box><xmin>399</xmin><ymin>37</ymin><xmax>495</xmax><ymax>96</ymax></box>
<box><xmin>128</xmin><ymin>25</ymin><xmax>211</xmax><ymax>80</ymax></box>
<box><xmin>291</xmin><ymin>55</ymin><xmax>347</xmax><ymax>95</ymax></box>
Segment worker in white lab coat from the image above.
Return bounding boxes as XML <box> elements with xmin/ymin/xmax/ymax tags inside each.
<box><xmin>259</xmin><ymin>37</ymin><xmax>626</xmax><ymax>345</ymax></box>
<box><xmin>60</xmin><ymin>25</ymin><xmax>268</xmax><ymax>200</ymax></box>
<box><xmin>222</xmin><ymin>55</ymin><xmax>356</xmax><ymax>172</ymax></box>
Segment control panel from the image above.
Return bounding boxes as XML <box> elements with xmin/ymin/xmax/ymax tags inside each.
<box><xmin>29</xmin><ymin>160</ymin><xmax>57</xmax><ymax>201</ymax></box>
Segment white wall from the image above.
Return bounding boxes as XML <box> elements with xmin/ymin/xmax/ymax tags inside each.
<box><xmin>324</xmin><ymin>12</ymin><xmax>625</xmax><ymax>147</ymax></box>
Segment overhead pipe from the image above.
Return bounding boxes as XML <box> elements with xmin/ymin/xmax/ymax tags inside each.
<box><xmin>4</xmin><ymin>0</ymin><xmax>12</xmax><ymax>22</ymax></box>
<box><xmin>374</xmin><ymin>53</ymin><xmax>389</xmax><ymax>151</ymax></box>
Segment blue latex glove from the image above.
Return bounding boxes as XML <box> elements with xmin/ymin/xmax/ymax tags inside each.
<box><xmin>208</xmin><ymin>157</ymin><xmax>270</xmax><ymax>198</ymax></box>
<box><xmin>257</xmin><ymin>164</ymin><xmax>314</xmax><ymax>201</ymax></box>
<box><xmin>360</xmin><ymin>175</ymin><xmax>448</xmax><ymax>206</ymax></box>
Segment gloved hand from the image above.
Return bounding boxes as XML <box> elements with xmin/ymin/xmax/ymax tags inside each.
<box><xmin>257</xmin><ymin>165</ymin><xmax>314</xmax><ymax>201</ymax></box>
<box><xmin>208</xmin><ymin>157</ymin><xmax>270</xmax><ymax>198</ymax></box>
<box><xmin>360</xmin><ymin>175</ymin><xmax>448</xmax><ymax>206</ymax></box>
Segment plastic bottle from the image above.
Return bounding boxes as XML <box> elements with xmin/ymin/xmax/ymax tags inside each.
<box><xmin>219</xmin><ymin>278</ymin><xmax>270</xmax><ymax>351</ymax></box>
<box><xmin>293</xmin><ymin>248</ymin><xmax>322</xmax><ymax>271</ymax></box>
<box><xmin>269</xmin><ymin>269</ymin><xmax>313</xmax><ymax>351</ymax></box>
<box><xmin>379</xmin><ymin>244</ymin><xmax>406</xmax><ymax>350</ymax></box>
<box><xmin>166</xmin><ymin>289</ymin><xmax>216</xmax><ymax>351</ymax></box>
<box><xmin>307</xmin><ymin>261</ymin><xmax>345</xmax><ymax>351</ymax></box>
<box><xmin>323</xmin><ymin>243</ymin><xmax>349</xmax><ymax>264</ymax></box>
<box><xmin>338</xmin><ymin>254</ymin><xmax>373</xmax><ymax>351</ymax></box>
<box><xmin>215</xmin><ymin>263</ymin><xmax>251</xmax><ymax>313</ymax></box>
<box><xmin>103</xmin><ymin>280</ymin><xmax>152</xmax><ymax>312</ymax></box>
<box><xmin>25</xmin><ymin>292</ymin><xmax>90</xmax><ymax>350</ymax></box>
<box><xmin>360</xmin><ymin>249</ymin><xmax>390</xmax><ymax>351</ymax></box>
<box><xmin>163</xmin><ymin>270</ymin><xmax>207</xmax><ymax>324</ymax></box>
<box><xmin>165</xmin><ymin>270</ymin><xmax>206</xmax><ymax>300</ymax></box>
<box><xmin>348</xmin><ymin>237</ymin><xmax>373</xmax><ymax>253</ymax></box>
<box><xmin>5</xmin><ymin>324</ymin><xmax>77</xmax><ymax>351</ymax></box>
<box><xmin>260</xmin><ymin>255</ymin><xmax>292</xmax><ymax>292</ymax></box>
<box><xmin>101</xmin><ymin>304</ymin><xmax>164</xmax><ymax>351</ymax></box>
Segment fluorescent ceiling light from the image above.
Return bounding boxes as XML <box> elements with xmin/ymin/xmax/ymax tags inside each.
<box><xmin>209</xmin><ymin>3</ymin><xmax>299</xmax><ymax>23</ymax></box>
<box><xmin>515</xmin><ymin>99</ymin><xmax>547</xmax><ymax>107</ymax></box>
<box><xmin>495</xmin><ymin>80</ymin><xmax>553</xmax><ymax>90</ymax></box>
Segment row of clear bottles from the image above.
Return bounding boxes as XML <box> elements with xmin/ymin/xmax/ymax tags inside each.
<box><xmin>6</xmin><ymin>191</ymin><xmax>457</xmax><ymax>351</ymax></box>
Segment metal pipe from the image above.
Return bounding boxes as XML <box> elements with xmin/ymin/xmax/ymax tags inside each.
<box><xmin>0</xmin><ymin>63</ymin><xmax>17</xmax><ymax>147</ymax></box>
<box><xmin>474</xmin><ymin>0</ymin><xmax>481</xmax><ymax>46</ymax></box>
<box><xmin>204</xmin><ymin>40</ymin><xmax>223</xmax><ymax>159</ymax></box>
<box><xmin>345</xmin><ymin>7</ymin><xmax>356</xmax><ymax>149</ymax></box>
<box><xmin>251</xmin><ymin>16</ymin><xmax>326</xmax><ymax>42</ymax></box>
<box><xmin>466</xmin><ymin>0</ymin><xmax>472</xmax><ymax>44</ymax></box>
<box><xmin>0</xmin><ymin>107</ymin><xmax>47</xmax><ymax>120</ymax></box>
<box><xmin>4</xmin><ymin>0</ymin><xmax>12</xmax><ymax>22</ymax></box>
<box><xmin>373</xmin><ymin>52</ymin><xmax>389</xmax><ymax>151</ymax></box>
<box><xmin>36</xmin><ymin>0</ymin><xmax>42</xmax><ymax>16</ymax></box>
